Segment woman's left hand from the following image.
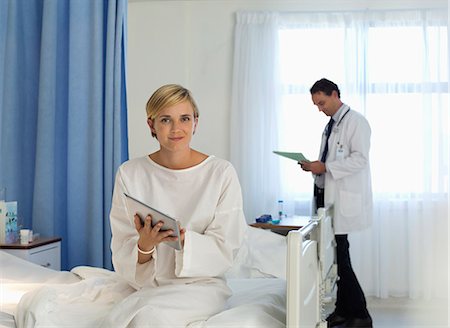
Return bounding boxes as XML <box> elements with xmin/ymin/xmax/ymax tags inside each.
<box><xmin>178</xmin><ymin>223</ymin><xmax>186</xmax><ymax>248</ymax></box>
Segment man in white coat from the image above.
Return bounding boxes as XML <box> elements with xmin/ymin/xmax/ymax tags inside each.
<box><xmin>300</xmin><ymin>78</ymin><xmax>373</xmax><ymax>328</ymax></box>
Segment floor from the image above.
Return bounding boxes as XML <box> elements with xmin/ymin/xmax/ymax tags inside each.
<box><xmin>326</xmin><ymin>297</ymin><xmax>449</xmax><ymax>328</ymax></box>
<box><xmin>367</xmin><ymin>297</ymin><xmax>448</xmax><ymax>328</ymax></box>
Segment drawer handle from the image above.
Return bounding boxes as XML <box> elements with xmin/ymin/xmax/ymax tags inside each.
<box><xmin>41</xmin><ymin>263</ymin><xmax>51</xmax><ymax>268</ymax></box>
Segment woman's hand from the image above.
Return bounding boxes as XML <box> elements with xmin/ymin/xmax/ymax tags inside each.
<box><xmin>134</xmin><ymin>214</ymin><xmax>179</xmax><ymax>251</ymax></box>
<box><xmin>134</xmin><ymin>214</ymin><xmax>186</xmax><ymax>256</ymax></box>
<box><xmin>178</xmin><ymin>222</ymin><xmax>186</xmax><ymax>248</ymax></box>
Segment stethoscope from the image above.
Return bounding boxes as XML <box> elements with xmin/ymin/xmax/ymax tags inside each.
<box><xmin>332</xmin><ymin>108</ymin><xmax>351</xmax><ymax>134</ymax></box>
<box><xmin>335</xmin><ymin>108</ymin><xmax>351</xmax><ymax>151</ymax></box>
<box><xmin>322</xmin><ymin>108</ymin><xmax>351</xmax><ymax>151</ymax></box>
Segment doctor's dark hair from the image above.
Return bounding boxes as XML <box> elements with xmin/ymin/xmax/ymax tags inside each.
<box><xmin>146</xmin><ymin>84</ymin><xmax>199</xmax><ymax>138</ymax></box>
<box><xmin>310</xmin><ymin>78</ymin><xmax>341</xmax><ymax>98</ymax></box>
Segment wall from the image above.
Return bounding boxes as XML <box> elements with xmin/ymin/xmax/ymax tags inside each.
<box><xmin>127</xmin><ymin>0</ymin><xmax>446</xmax><ymax>160</ymax></box>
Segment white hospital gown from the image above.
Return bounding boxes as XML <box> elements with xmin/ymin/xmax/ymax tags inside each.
<box><xmin>105</xmin><ymin>155</ymin><xmax>248</xmax><ymax>327</ymax></box>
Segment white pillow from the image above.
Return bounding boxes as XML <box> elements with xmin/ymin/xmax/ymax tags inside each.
<box><xmin>225</xmin><ymin>226</ymin><xmax>287</xmax><ymax>279</ymax></box>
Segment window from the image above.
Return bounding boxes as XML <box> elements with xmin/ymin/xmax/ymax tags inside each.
<box><xmin>277</xmin><ymin>16</ymin><xmax>448</xmax><ymax>207</ymax></box>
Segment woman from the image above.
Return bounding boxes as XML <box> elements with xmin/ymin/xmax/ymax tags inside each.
<box><xmin>105</xmin><ymin>84</ymin><xmax>248</xmax><ymax>327</ymax></box>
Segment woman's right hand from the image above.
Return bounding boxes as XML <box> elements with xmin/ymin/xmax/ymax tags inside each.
<box><xmin>134</xmin><ymin>214</ymin><xmax>178</xmax><ymax>253</ymax></box>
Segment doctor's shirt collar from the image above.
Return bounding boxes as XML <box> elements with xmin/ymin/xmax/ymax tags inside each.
<box><xmin>332</xmin><ymin>103</ymin><xmax>349</xmax><ymax>124</ymax></box>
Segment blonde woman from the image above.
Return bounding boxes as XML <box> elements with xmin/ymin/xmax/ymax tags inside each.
<box><xmin>106</xmin><ymin>84</ymin><xmax>247</xmax><ymax>327</ymax></box>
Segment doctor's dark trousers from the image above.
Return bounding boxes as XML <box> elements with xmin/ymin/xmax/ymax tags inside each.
<box><xmin>334</xmin><ymin>235</ymin><xmax>369</xmax><ymax>318</ymax></box>
<box><xmin>314</xmin><ymin>186</ymin><xmax>369</xmax><ymax>318</ymax></box>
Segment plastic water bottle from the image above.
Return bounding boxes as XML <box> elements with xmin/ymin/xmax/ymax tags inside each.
<box><xmin>277</xmin><ymin>200</ymin><xmax>284</xmax><ymax>221</ymax></box>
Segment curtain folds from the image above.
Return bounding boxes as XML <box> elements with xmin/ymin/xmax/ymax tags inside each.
<box><xmin>0</xmin><ymin>0</ymin><xmax>128</xmax><ymax>270</ymax></box>
<box><xmin>230</xmin><ymin>12</ymin><xmax>282</xmax><ymax>222</ymax></box>
<box><xmin>231</xmin><ymin>9</ymin><xmax>448</xmax><ymax>300</ymax></box>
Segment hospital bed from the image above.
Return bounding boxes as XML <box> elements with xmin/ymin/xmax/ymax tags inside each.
<box><xmin>0</xmin><ymin>207</ymin><xmax>335</xmax><ymax>328</ymax></box>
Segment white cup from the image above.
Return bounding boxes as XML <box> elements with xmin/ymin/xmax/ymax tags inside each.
<box><xmin>20</xmin><ymin>229</ymin><xmax>31</xmax><ymax>244</ymax></box>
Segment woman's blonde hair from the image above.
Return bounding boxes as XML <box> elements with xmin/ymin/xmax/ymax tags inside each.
<box><xmin>146</xmin><ymin>84</ymin><xmax>199</xmax><ymax>131</ymax></box>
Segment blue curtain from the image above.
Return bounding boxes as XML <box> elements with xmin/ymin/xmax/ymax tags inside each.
<box><xmin>0</xmin><ymin>0</ymin><xmax>128</xmax><ymax>270</ymax></box>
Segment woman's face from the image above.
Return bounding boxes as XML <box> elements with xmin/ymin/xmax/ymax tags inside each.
<box><xmin>148</xmin><ymin>101</ymin><xmax>197</xmax><ymax>152</ymax></box>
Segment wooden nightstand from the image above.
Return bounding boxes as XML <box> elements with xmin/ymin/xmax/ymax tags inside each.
<box><xmin>0</xmin><ymin>237</ymin><xmax>61</xmax><ymax>270</ymax></box>
<box><xmin>250</xmin><ymin>216</ymin><xmax>310</xmax><ymax>236</ymax></box>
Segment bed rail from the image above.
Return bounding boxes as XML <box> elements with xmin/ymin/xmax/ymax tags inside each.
<box><xmin>299</xmin><ymin>221</ymin><xmax>318</xmax><ymax>240</ymax></box>
<box><xmin>286</xmin><ymin>206</ymin><xmax>336</xmax><ymax>328</ymax></box>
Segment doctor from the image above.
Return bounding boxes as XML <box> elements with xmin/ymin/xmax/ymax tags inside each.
<box><xmin>300</xmin><ymin>78</ymin><xmax>373</xmax><ymax>328</ymax></box>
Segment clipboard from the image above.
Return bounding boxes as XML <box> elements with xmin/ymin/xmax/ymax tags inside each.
<box><xmin>273</xmin><ymin>151</ymin><xmax>310</xmax><ymax>163</ymax></box>
<box><xmin>124</xmin><ymin>193</ymin><xmax>182</xmax><ymax>250</ymax></box>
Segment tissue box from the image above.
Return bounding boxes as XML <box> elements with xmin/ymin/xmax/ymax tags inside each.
<box><xmin>0</xmin><ymin>201</ymin><xmax>19</xmax><ymax>244</ymax></box>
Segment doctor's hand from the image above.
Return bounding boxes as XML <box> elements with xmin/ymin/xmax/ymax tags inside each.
<box><xmin>299</xmin><ymin>160</ymin><xmax>326</xmax><ymax>175</ymax></box>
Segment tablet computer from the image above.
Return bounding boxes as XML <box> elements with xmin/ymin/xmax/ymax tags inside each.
<box><xmin>123</xmin><ymin>193</ymin><xmax>182</xmax><ymax>250</ymax></box>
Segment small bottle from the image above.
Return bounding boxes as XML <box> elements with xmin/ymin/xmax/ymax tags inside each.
<box><xmin>277</xmin><ymin>200</ymin><xmax>284</xmax><ymax>221</ymax></box>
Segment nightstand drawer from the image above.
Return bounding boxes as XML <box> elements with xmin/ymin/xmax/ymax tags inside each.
<box><xmin>28</xmin><ymin>243</ymin><xmax>61</xmax><ymax>269</ymax></box>
<box><xmin>0</xmin><ymin>237</ymin><xmax>61</xmax><ymax>270</ymax></box>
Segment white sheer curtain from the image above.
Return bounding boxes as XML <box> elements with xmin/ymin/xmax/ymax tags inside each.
<box><xmin>230</xmin><ymin>12</ymin><xmax>282</xmax><ymax>223</ymax></box>
<box><xmin>231</xmin><ymin>9</ymin><xmax>448</xmax><ymax>300</ymax></box>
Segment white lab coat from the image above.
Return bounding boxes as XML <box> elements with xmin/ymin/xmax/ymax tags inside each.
<box><xmin>320</xmin><ymin>106</ymin><xmax>373</xmax><ymax>234</ymax></box>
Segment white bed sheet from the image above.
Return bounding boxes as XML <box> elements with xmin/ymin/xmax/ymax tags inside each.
<box><xmin>202</xmin><ymin>278</ymin><xmax>285</xmax><ymax>328</ymax></box>
<box><xmin>0</xmin><ymin>227</ymin><xmax>287</xmax><ymax>328</ymax></box>
<box><xmin>0</xmin><ymin>312</ymin><xmax>14</xmax><ymax>328</ymax></box>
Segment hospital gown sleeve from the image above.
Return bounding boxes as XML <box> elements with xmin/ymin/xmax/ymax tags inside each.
<box><xmin>110</xmin><ymin>166</ymin><xmax>157</xmax><ymax>289</ymax></box>
<box><xmin>174</xmin><ymin>165</ymin><xmax>247</xmax><ymax>278</ymax></box>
